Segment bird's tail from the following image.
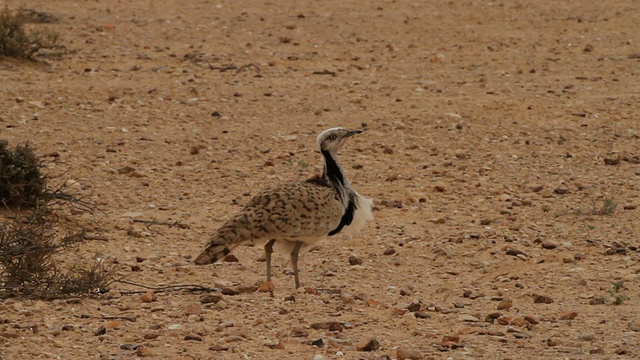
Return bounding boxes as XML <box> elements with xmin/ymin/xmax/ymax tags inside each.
<box><xmin>194</xmin><ymin>241</ymin><xmax>235</xmax><ymax>264</ymax></box>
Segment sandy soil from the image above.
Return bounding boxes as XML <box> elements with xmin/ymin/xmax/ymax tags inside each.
<box><xmin>1</xmin><ymin>0</ymin><xmax>639</xmax><ymax>359</ymax></box>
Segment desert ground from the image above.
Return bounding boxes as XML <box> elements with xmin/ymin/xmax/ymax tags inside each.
<box><xmin>1</xmin><ymin>0</ymin><xmax>639</xmax><ymax>359</ymax></box>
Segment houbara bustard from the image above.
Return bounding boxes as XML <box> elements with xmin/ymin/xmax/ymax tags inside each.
<box><xmin>194</xmin><ymin>127</ymin><xmax>373</xmax><ymax>289</ymax></box>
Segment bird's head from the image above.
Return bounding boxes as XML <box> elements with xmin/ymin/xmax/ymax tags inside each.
<box><xmin>316</xmin><ymin>127</ymin><xmax>362</xmax><ymax>153</ymax></box>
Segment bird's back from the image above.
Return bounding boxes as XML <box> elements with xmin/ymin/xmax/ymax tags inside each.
<box><xmin>195</xmin><ymin>179</ymin><xmax>346</xmax><ymax>264</ymax></box>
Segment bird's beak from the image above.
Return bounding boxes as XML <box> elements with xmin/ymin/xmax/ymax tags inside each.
<box><xmin>345</xmin><ymin>129</ymin><xmax>363</xmax><ymax>138</ymax></box>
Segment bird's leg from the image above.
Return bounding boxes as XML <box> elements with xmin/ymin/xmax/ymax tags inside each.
<box><xmin>264</xmin><ymin>239</ymin><xmax>275</xmax><ymax>283</ymax></box>
<box><xmin>290</xmin><ymin>241</ymin><xmax>303</xmax><ymax>289</ymax></box>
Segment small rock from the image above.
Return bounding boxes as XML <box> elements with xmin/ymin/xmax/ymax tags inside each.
<box><xmin>533</xmin><ymin>294</ymin><xmax>554</xmax><ymax>304</ymax></box>
<box><xmin>223</xmin><ymin>254</ymin><xmax>239</xmax><ymax>262</ymax></box>
<box><xmin>414</xmin><ymin>311</ymin><xmax>430</xmax><ymax>319</ymax></box>
<box><xmin>459</xmin><ymin>314</ymin><xmax>480</xmax><ymax>322</ymax></box>
<box><xmin>143</xmin><ymin>332</ymin><xmax>160</xmax><ymax>340</ymax></box>
<box><xmin>406</xmin><ymin>303</ymin><xmax>421</xmax><ymax>312</ymax></box>
<box><xmin>209</xmin><ymin>345</ymin><xmax>231</xmax><ymax>351</ymax></box>
<box><xmin>94</xmin><ymin>326</ymin><xmax>107</xmax><ymax>336</ymax></box>
<box><xmin>383</xmin><ymin>247</ymin><xmax>396</xmax><ymax>255</ymax></box>
<box><xmin>120</xmin><ymin>344</ymin><xmax>140</xmax><ymax>350</ymax></box>
<box><xmin>441</xmin><ymin>334</ymin><xmax>460</xmax><ymax>347</ymax></box>
<box><xmin>199</xmin><ymin>294</ymin><xmax>222</xmax><ymax>304</ymax></box>
<box><xmin>629</xmin><ymin>323</ymin><xmax>640</xmax><ymax>332</ymax></box>
<box><xmin>313</xmin><ymin>355</ymin><xmax>323</xmax><ymax>360</ymax></box>
<box><xmin>291</xmin><ymin>328</ymin><xmax>308</xmax><ymax>337</ymax></box>
<box><xmin>140</xmin><ymin>291</ymin><xmax>156</xmax><ymax>303</ymax></box>
<box><xmin>136</xmin><ymin>347</ymin><xmax>153</xmax><ymax>357</ymax></box>
<box><xmin>258</xmin><ymin>282</ymin><xmax>275</xmax><ymax>293</ymax></box>
<box><xmin>578</xmin><ymin>333</ymin><xmax>595</xmax><ymax>341</ymax></box>
<box><xmin>348</xmin><ymin>255</ymin><xmax>363</xmax><ymax>265</ymax></box>
<box><xmin>221</xmin><ymin>287</ymin><xmax>239</xmax><ymax>295</ymax></box>
<box><xmin>604</xmin><ymin>156</ymin><xmax>620</xmax><ymax>165</ymax></box>
<box><xmin>396</xmin><ymin>347</ymin><xmax>422</xmax><ymax>360</ymax></box>
<box><xmin>509</xmin><ymin>318</ymin><xmax>527</xmax><ymax>327</ymax></box>
<box><xmin>541</xmin><ymin>241</ymin><xmax>557</xmax><ymax>250</ymax></box>
<box><xmin>434</xmin><ymin>184</ymin><xmax>446</xmax><ymax>192</ymax></box>
<box><xmin>497</xmin><ymin>299</ymin><xmax>512</xmax><ymax>310</ymax></box>
<box><xmin>185</xmin><ymin>333</ymin><xmax>203</xmax><ymax>341</ymax></box>
<box><xmin>559</xmin><ymin>311</ymin><xmax>578</xmax><ymax>320</ymax></box>
<box><xmin>547</xmin><ymin>338</ymin><xmax>559</xmax><ymax>346</ymax></box>
<box><xmin>554</xmin><ymin>187</ymin><xmax>568</xmax><ymax>195</ymax></box>
<box><xmin>400</xmin><ymin>286</ymin><xmax>413</xmax><ymax>296</ymax></box>
<box><xmin>485</xmin><ymin>312</ymin><xmax>502</xmax><ymax>323</ymax></box>
<box><xmin>62</xmin><ymin>325</ymin><xmax>75</xmax><ymax>331</ymax></box>
<box><xmin>524</xmin><ymin>315</ymin><xmax>540</xmax><ymax>324</ymax></box>
<box><xmin>168</xmin><ymin>324</ymin><xmax>183</xmax><ymax>330</ymax></box>
<box><xmin>356</xmin><ymin>338</ymin><xmax>380</xmax><ymax>351</ymax></box>
<box><xmin>184</xmin><ymin>303</ymin><xmax>201</xmax><ymax>316</ymax></box>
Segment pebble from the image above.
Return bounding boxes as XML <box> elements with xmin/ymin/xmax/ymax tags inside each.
<box><xmin>199</xmin><ymin>294</ymin><xmax>222</xmax><ymax>304</ymax></box>
<box><xmin>136</xmin><ymin>347</ymin><xmax>153</xmax><ymax>357</ymax></box>
<box><xmin>524</xmin><ymin>315</ymin><xmax>540</xmax><ymax>324</ymax></box>
<box><xmin>356</xmin><ymin>338</ymin><xmax>380</xmax><ymax>351</ymax></box>
<box><xmin>533</xmin><ymin>294</ymin><xmax>554</xmax><ymax>304</ymax></box>
<box><xmin>185</xmin><ymin>333</ymin><xmax>203</xmax><ymax>341</ymax></box>
<box><xmin>184</xmin><ymin>303</ymin><xmax>202</xmax><ymax>316</ymax></box>
<box><xmin>497</xmin><ymin>299</ymin><xmax>512</xmax><ymax>310</ymax></box>
<box><xmin>396</xmin><ymin>347</ymin><xmax>422</xmax><ymax>360</ymax></box>
<box><xmin>578</xmin><ymin>333</ymin><xmax>595</xmax><ymax>341</ymax></box>
<box><xmin>541</xmin><ymin>241</ymin><xmax>557</xmax><ymax>249</ymax></box>
<box><xmin>459</xmin><ymin>314</ymin><xmax>480</xmax><ymax>322</ymax></box>
<box><xmin>400</xmin><ymin>286</ymin><xmax>413</xmax><ymax>296</ymax></box>
<box><xmin>547</xmin><ymin>338</ymin><xmax>559</xmax><ymax>346</ymax></box>
<box><xmin>313</xmin><ymin>355</ymin><xmax>323</xmax><ymax>360</ymax></box>
<box><xmin>348</xmin><ymin>255</ymin><xmax>363</xmax><ymax>265</ymax></box>
<box><xmin>559</xmin><ymin>311</ymin><xmax>578</xmax><ymax>320</ymax></box>
<box><xmin>383</xmin><ymin>247</ymin><xmax>396</xmax><ymax>255</ymax></box>
<box><xmin>168</xmin><ymin>324</ymin><xmax>183</xmax><ymax>330</ymax></box>
<box><xmin>414</xmin><ymin>311</ymin><xmax>430</xmax><ymax>319</ymax></box>
<box><xmin>94</xmin><ymin>326</ymin><xmax>107</xmax><ymax>336</ymax></box>
<box><xmin>140</xmin><ymin>291</ymin><xmax>157</xmax><ymax>303</ymax></box>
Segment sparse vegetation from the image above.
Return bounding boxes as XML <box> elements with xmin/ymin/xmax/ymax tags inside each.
<box><xmin>0</xmin><ymin>140</ymin><xmax>45</xmax><ymax>207</ymax></box>
<box><xmin>593</xmin><ymin>198</ymin><xmax>617</xmax><ymax>215</ymax></box>
<box><xmin>609</xmin><ymin>280</ymin><xmax>629</xmax><ymax>305</ymax></box>
<box><xmin>0</xmin><ymin>7</ymin><xmax>62</xmax><ymax>59</ymax></box>
<box><xmin>0</xmin><ymin>140</ymin><xmax>112</xmax><ymax>299</ymax></box>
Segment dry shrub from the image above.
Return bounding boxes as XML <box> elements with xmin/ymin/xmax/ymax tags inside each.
<box><xmin>0</xmin><ymin>140</ymin><xmax>112</xmax><ymax>299</ymax></box>
<box><xmin>0</xmin><ymin>209</ymin><xmax>113</xmax><ymax>299</ymax></box>
<box><xmin>0</xmin><ymin>7</ymin><xmax>62</xmax><ymax>59</ymax></box>
<box><xmin>0</xmin><ymin>140</ymin><xmax>45</xmax><ymax>207</ymax></box>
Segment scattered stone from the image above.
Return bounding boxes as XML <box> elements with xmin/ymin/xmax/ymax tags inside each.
<box><xmin>94</xmin><ymin>326</ymin><xmax>107</xmax><ymax>336</ymax></box>
<box><xmin>524</xmin><ymin>315</ymin><xmax>540</xmax><ymax>324</ymax></box>
<box><xmin>400</xmin><ymin>286</ymin><xmax>413</xmax><ymax>296</ymax></box>
<box><xmin>0</xmin><ymin>332</ymin><xmax>19</xmax><ymax>339</ymax></box>
<box><xmin>513</xmin><ymin>332</ymin><xmax>532</xmax><ymax>339</ymax></box>
<box><xmin>396</xmin><ymin>347</ymin><xmax>422</xmax><ymax>360</ymax></box>
<box><xmin>199</xmin><ymin>294</ymin><xmax>222</xmax><ymax>304</ymax></box>
<box><xmin>120</xmin><ymin>344</ymin><xmax>140</xmax><ymax>350</ymax></box>
<box><xmin>140</xmin><ymin>291</ymin><xmax>157</xmax><ymax>303</ymax></box>
<box><xmin>348</xmin><ymin>255</ymin><xmax>363</xmax><ymax>265</ymax></box>
<box><xmin>223</xmin><ymin>254</ymin><xmax>239</xmax><ymax>262</ymax></box>
<box><xmin>209</xmin><ymin>345</ymin><xmax>230</xmax><ymax>351</ymax></box>
<box><xmin>629</xmin><ymin>323</ymin><xmax>640</xmax><ymax>332</ymax></box>
<box><xmin>62</xmin><ymin>325</ymin><xmax>75</xmax><ymax>331</ymax></box>
<box><xmin>480</xmin><ymin>219</ymin><xmax>492</xmax><ymax>225</ymax></box>
<box><xmin>505</xmin><ymin>249</ymin><xmax>527</xmax><ymax>257</ymax></box>
<box><xmin>136</xmin><ymin>347</ymin><xmax>153</xmax><ymax>357</ymax></box>
<box><xmin>459</xmin><ymin>314</ymin><xmax>480</xmax><ymax>322</ymax></box>
<box><xmin>414</xmin><ymin>311</ymin><xmax>430</xmax><ymax>319</ymax></box>
<box><xmin>578</xmin><ymin>333</ymin><xmax>595</xmax><ymax>341</ymax></box>
<box><xmin>221</xmin><ymin>287</ymin><xmax>239</xmax><ymax>295</ymax></box>
<box><xmin>313</xmin><ymin>355</ymin><xmax>323</xmax><ymax>360</ymax></box>
<box><xmin>604</xmin><ymin>156</ymin><xmax>620</xmax><ymax>165</ymax></box>
<box><xmin>168</xmin><ymin>324</ymin><xmax>183</xmax><ymax>330</ymax></box>
<box><xmin>559</xmin><ymin>311</ymin><xmax>578</xmax><ymax>320</ymax></box>
<box><xmin>392</xmin><ymin>308</ymin><xmax>408</xmax><ymax>316</ymax></box>
<box><xmin>485</xmin><ymin>312</ymin><xmax>502</xmax><ymax>323</ymax></box>
<box><xmin>184</xmin><ymin>303</ymin><xmax>201</xmax><ymax>316</ymax></box>
<box><xmin>407</xmin><ymin>303</ymin><xmax>421</xmax><ymax>312</ymax></box>
<box><xmin>258</xmin><ymin>281</ymin><xmax>276</xmax><ymax>292</ymax></box>
<box><xmin>185</xmin><ymin>333</ymin><xmax>203</xmax><ymax>341</ymax></box>
<box><xmin>311</xmin><ymin>339</ymin><xmax>324</xmax><ymax>347</ymax></box>
<box><xmin>533</xmin><ymin>294</ymin><xmax>554</xmax><ymax>304</ymax></box>
<box><xmin>509</xmin><ymin>318</ymin><xmax>527</xmax><ymax>327</ymax></box>
<box><xmin>589</xmin><ymin>348</ymin><xmax>605</xmax><ymax>354</ymax></box>
<box><xmin>441</xmin><ymin>334</ymin><xmax>460</xmax><ymax>347</ymax></box>
<box><xmin>623</xmin><ymin>204</ymin><xmax>637</xmax><ymax>210</ymax></box>
<box><xmin>541</xmin><ymin>241</ymin><xmax>557</xmax><ymax>250</ymax></box>
<box><xmin>430</xmin><ymin>217</ymin><xmax>446</xmax><ymax>223</ymax></box>
<box><xmin>383</xmin><ymin>247</ymin><xmax>396</xmax><ymax>255</ymax></box>
<box><xmin>356</xmin><ymin>338</ymin><xmax>380</xmax><ymax>351</ymax></box>
<box><xmin>547</xmin><ymin>338</ymin><xmax>559</xmax><ymax>346</ymax></box>
<box><xmin>311</xmin><ymin>322</ymin><xmax>343</xmax><ymax>332</ymax></box>
<box><xmin>497</xmin><ymin>299</ymin><xmax>512</xmax><ymax>310</ymax></box>
<box><xmin>554</xmin><ymin>187</ymin><xmax>568</xmax><ymax>195</ymax></box>
<box><xmin>143</xmin><ymin>332</ymin><xmax>160</xmax><ymax>340</ymax></box>
<box><xmin>291</xmin><ymin>328</ymin><xmax>308</xmax><ymax>337</ymax></box>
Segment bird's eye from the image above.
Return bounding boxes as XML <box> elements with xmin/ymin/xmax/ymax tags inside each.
<box><xmin>329</xmin><ymin>134</ymin><xmax>337</xmax><ymax>140</ymax></box>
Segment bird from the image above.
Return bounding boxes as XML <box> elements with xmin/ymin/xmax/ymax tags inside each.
<box><xmin>194</xmin><ymin>127</ymin><xmax>373</xmax><ymax>289</ymax></box>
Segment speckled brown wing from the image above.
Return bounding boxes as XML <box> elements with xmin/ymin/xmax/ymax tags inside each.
<box><xmin>194</xmin><ymin>180</ymin><xmax>344</xmax><ymax>264</ymax></box>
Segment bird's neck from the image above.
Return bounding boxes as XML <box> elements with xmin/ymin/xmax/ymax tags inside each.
<box><xmin>321</xmin><ymin>149</ymin><xmax>352</xmax><ymax>198</ymax></box>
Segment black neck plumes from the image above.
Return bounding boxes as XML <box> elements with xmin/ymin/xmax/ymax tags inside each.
<box><xmin>321</xmin><ymin>149</ymin><xmax>345</xmax><ymax>187</ymax></box>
